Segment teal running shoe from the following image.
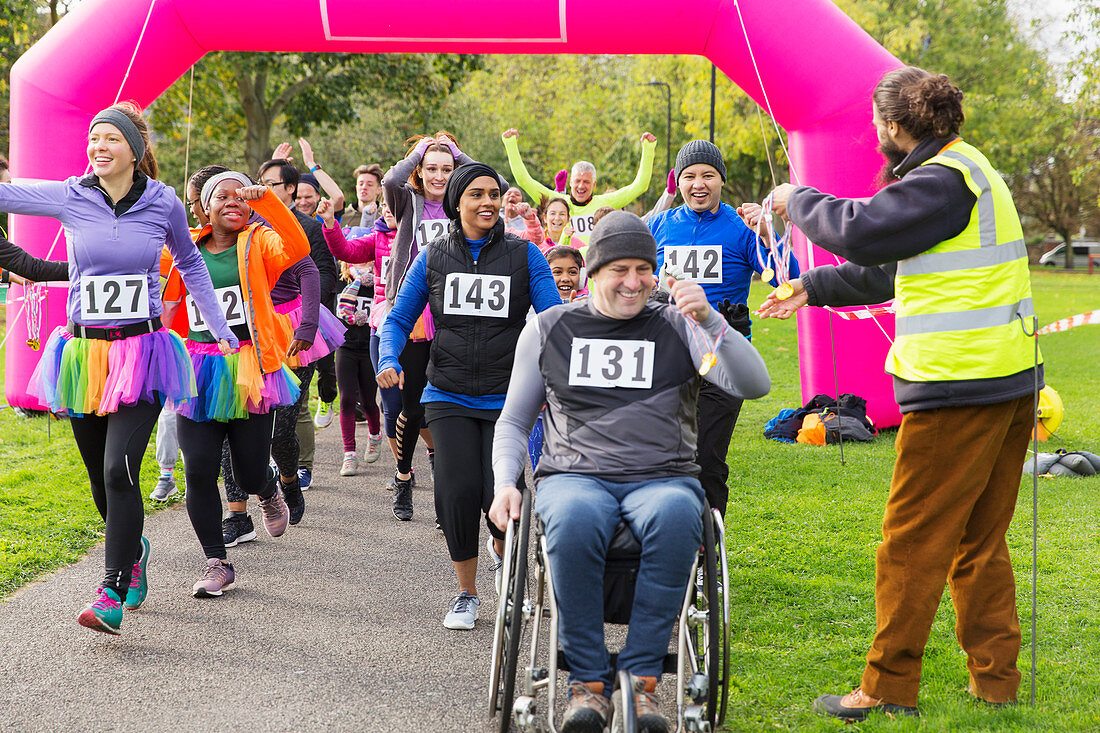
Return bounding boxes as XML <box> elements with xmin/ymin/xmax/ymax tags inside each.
<box><xmin>124</xmin><ymin>536</ymin><xmax>150</xmax><ymax>610</ymax></box>
<box><xmin>78</xmin><ymin>588</ymin><xmax>123</xmax><ymax>635</ymax></box>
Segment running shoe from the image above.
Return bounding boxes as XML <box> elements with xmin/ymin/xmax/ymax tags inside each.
<box><xmin>192</xmin><ymin>558</ymin><xmax>236</xmax><ymax>597</ymax></box>
<box><xmin>616</xmin><ymin>675</ymin><xmax>670</xmax><ymax>733</ymax></box>
<box><xmin>340</xmin><ymin>451</ymin><xmax>359</xmax><ymax>476</ymax></box>
<box><xmin>386</xmin><ymin>470</ymin><xmax>415</xmax><ymax>491</ymax></box>
<box><xmin>314</xmin><ymin>400</ymin><xmax>334</xmax><ymax>429</ymax></box>
<box><xmin>222</xmin><ymin>513</ymin><xmax>257</xmax><ymax>548</ymax></box>
<box><xmin>392</xmin><ymin>474</ymin><xmax>413</xmax><ymax>521</ymax></box>
<box><xmin>78</xmin><ymin>587</ymin><xmax>123</xmax><ymax>635</ymax></box>
<box><xmin>258</xmin><ymin>488</ymin><xmax>289</xmax><ymax>538</ymax></box>
<box><xmin>123</xmin><ymin>536</ymin><xmax>151</xmax><ymax>610</ymax></box>
<box><xmin>486</xmin><ymin>537</ymin><xmax>503</xmax><ymax>595</ymax></box>
<box><xmin>561</xmin><ymin>681</ymin><xmax>610</xmax><ymax>733</ymax></box>
<box><xmin>297</xmin><ymin>466</ymin><xmax>313</xmax><ymax>491</ymax></box>
<box><xmin>282</xmin><ymin>476</ymin><xmax>305</xmax><ymax>526</ymax></box>
<box><xmin>443</xmin><ymin>590</ymin><xmax>479</xmax><ymax>629</ymax></box>
<box><xmin>149</xmin><ymin>473</ymin><xmax>177</xmax><ymax>502</ymax></box>
<box><xmin>363</xmin><ymin>433</ymin><xmax>384</xmax><ymax>464</ymax></box>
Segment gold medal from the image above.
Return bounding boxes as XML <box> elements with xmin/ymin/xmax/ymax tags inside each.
<box><xmin>26</xmin><ymin>338</ymin><xmax>39</xmax><ymax>351</ymax></box>
<box><xmin>761</xmin><ymin>268</ymin><xmax>774</xmax><ymax>282</ymax></box>
<box><xmin>699</xmin><ymin>352</ymin><xmax>717</xmax><ymax>376</ymax></box>
<box><xmin>775</xmin><ymin>283</ymin><xmax>794</xmax><ymax>300</ymax></box>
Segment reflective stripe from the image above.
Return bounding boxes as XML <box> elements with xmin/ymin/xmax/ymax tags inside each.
<box><xmin>895</xmin><ymin>298</ymin><xmax>1034</xmax><ymax>336</ymax></box>
<box><xmin>897</xmin><ymin>238</ymin><xmax>1026</xmax><ymax>277</ymax></box>
<box><xmin>940</xmin><ymin>150</ymin><xmax>997</xmax><ymax>245</ymax></box>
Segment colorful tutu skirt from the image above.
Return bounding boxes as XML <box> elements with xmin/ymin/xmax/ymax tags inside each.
<box><xmin>176</xmin><ymin>341</ymin><xmax>301</xmax><ymax>422</ymax></box>
<box><xmin>274</xmin><ymin>296</ymin><xmax>347</xmax><ymax>368</ymax></box>
<box><xmin>29</xmin><ymin>326</ymin><xmax>195</xmax><ymax>417</ymax></box>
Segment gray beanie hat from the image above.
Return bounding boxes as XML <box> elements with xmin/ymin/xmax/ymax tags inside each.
<box><xmin>674</xmin><ymin>139</ymin><xmax>726</xmax><ymax>181</ymax></box>
<box><xmin>585</xmin><ymin>210</ymin><xmax>658</xmax><ymax>275</ymax></box>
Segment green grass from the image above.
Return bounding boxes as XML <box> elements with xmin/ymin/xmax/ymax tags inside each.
<box><xmin>722</xmin><ymin>269</ymin><xmax>1100</xmax><ymax>730</ymax></box>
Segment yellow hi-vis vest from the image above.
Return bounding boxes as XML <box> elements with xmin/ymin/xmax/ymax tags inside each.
<box><xmin>886</xmin><ymin>139</ymin><xmax>1041</xmax><ymax>382</ymax></box>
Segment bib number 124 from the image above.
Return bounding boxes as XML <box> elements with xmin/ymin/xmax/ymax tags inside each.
<box><xmin>568</xmin><ymin>338</ymin><xmax>654</xmax><ymax>388</ymax></box>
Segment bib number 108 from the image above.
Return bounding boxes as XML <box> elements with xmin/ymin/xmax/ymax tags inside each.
<box><xmin>568</xmin><ymin>338</ymin><xmax>654</xmax><ymax>389</ymax></box>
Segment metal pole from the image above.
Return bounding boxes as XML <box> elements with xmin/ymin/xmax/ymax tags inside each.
<box><xmin>709</xmin><ymin>64</ymin><xmax>717</xmax><ymax>143</ymax></box>
<box><xmin>647</xmin><ymin>80</ymin><xmax>673</xmax><ymax>172</ymax></box>
<box><xmin>1030</xmin><ymin>314</ymin><xmax>1040</xmax><ymax>706</ymax></box>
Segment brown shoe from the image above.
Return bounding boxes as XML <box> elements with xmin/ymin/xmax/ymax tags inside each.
<box><xmin>561</xmin><ymin>681</ymin><xmax>609</xmax><ymax>733</ymax></box>
<box><xmin>814</xmin><ymin>687</ymin><xmax>919</xmax><ymax>721</ymax></box>
<box><xmin>622</xmin><ymin>675</ymin><xmax>669</xmax><ymax>733</ymax></box>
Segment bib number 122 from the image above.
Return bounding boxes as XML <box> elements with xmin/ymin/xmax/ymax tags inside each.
<box><xmin>568</xmin><ymin>338</ymin><xmax>654</xmax><ymax>388</ymax></box>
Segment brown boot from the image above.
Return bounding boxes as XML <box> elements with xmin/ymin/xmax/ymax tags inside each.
<box><xmin>814</xmin><ymin>687</ymin><xmax>919</xmax><ymax>721</ymax></box>
<box><xmin>561</xmin><ymin>681</ymin><xmax>609</xmax><ymax>733</ymax></box>
<box><xmin>624</xmin><ymin>675</ymin><xmax>669</xmax><ymax>733</ymax></box>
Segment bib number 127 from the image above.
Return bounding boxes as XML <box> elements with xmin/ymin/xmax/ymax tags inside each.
<box><xmin>81</xmin><ymin>275</ymin><xmax>150</xmax><ymax>321</ymax></box>
<box><xmin>568</xmin><ymin>338</ymin><xmax>654</xmax><ymax>388</ymax></box>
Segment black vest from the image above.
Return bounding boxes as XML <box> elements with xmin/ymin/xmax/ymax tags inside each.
<box><xmin>425</xmin><ymin>220</ymin><xmax>531</xmax><ymax>396</ymax></box>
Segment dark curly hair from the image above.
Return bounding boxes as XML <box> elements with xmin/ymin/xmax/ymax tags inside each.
<box><xmin>873</xmin><ymin>67</ymin><xmax>964</xmax><ymax>140</ymax></box>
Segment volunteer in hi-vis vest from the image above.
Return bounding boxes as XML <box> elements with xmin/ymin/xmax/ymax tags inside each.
<box><xmin>501</xmin><ymin>128</ymin><xmax>657</xmax><ymax>242</ymax></box>
<box><xmin>377</xmin><ymin>162</ymin><xmax>560</xmax><ymax>631</ymax></box>
<box><xmin>758</xmin><ymin>67</ymin><xmax>1041</xmax><ymax>721</ymax></box>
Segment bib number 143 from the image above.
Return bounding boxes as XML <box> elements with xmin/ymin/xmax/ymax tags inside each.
<box><xmin>443</xmin><ymin>273</ymin><xmax>510</xmax><ymax>318</ymax></box>
<box><xmin>568</xmin><ymin>338</ymin><xmax>654</xmax><ymax>389</ymax></box>
<box><xmin>81</xmin><ymin>275</ymin><xmax>150</xmax><ymax>321</ymax></box>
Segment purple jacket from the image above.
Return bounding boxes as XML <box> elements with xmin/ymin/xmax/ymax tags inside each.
<box><xmin>0</xmin><ymin>176</ymin><xmax>237</xmax><ymax>344</ymax></box>
<box><xmin>270</xmin><ymin>255</ymin><xmax>321</xmax><ymax>342</ymax></box>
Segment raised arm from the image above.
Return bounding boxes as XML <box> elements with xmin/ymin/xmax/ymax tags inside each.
<box><xmin>247</xmin><ymin>187</ymin><xmax>311</xmax><ymax>284</ymax></box>
<box><xmin>319</xmin><ymin>199</ymin><xmax>376</xmax><ymax>264</ymax></box>
<box><xmin>596</xmin><ymin>133</ymin><xmax>657</xmax><ymax>209</ymax></box>
<box><xmin>299</xmin><ymin>137</ymin><xmax>345</xmax><ymax>213</ymax></box>
<box><xmin>0</xmin><ymin>179</ymin><xmax>70</xmax><ymax>219</ymax></box>
<box><xmin>501</xmin><ymin>130</ymin><xmax>556</xmax><ymax>206</ymax></box>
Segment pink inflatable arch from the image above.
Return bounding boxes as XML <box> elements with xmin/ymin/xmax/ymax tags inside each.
<box><xmin>7</xmin><ymin>0</ymin><xmax>902</xmax><ymax>426</ymax></box>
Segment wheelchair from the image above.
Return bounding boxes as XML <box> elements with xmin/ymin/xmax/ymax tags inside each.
<box><xmin>489</xmin><ymin>488</ymin><xmax>730</xmax><ymax>732</ymax></box>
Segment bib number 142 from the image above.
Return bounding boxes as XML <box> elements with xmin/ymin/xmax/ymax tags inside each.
<box><xmin>443</xmin><ymin>273</ymin><xmax>510</xmax><ymax>318</ymax></box>
<box><xmin>568</xmin><ymin>338</ymin><xmax>654</xmax><ymax>388</ymax></box>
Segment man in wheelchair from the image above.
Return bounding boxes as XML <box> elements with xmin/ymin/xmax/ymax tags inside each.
<box><xmin>490</xmin><ymin>211</ymin><xmax>770</xmax><ymax>732</ymax></box>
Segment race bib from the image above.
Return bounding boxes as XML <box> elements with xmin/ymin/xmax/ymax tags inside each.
<box><xmin>663</xmin><ymin>245</ymin><xmax>723</xmax><ymax>284</ymax></box>
<box><xmin>378</xmin><ymin>255</ymin><xmax>391</xmax><ymax>286</ymax></box>
<box><xmin>414</xmin><ymin>218</ymin><xmax>448</xmax><ymax>247</ymax></box>
<box><xmin>568</xmin><ymin>338</ymin><xmax>654</xmax><ymax>389</ymax></box>
<box><xmin>356</xmin><ymin>296</ymin><xmax>372</xmax><ymax>315</ymax></box>
<box><xmin>569</xmin><ymin>213</ymin><xmax>596</xmax><ymax>237</ymax></box>
<box><xmin>443</xmin><ymin>273</ymin><xmax>510</xmax><ymax>318</ymax></box>
<box><xmin>186</xmin><ymin>285</ymin><xmax>247</xmax><ymax>333</ymax></box>
<box><xmin>80</xmin><ymin>275</ymin><xmax>150</xmax><ymax>321</ymax></box>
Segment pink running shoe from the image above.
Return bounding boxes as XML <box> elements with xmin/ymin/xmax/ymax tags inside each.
<box><xmin>77</xmin><ymin>587</ymin><xmax>123</xmax><ymax>635</ymax></box>
<box><xmin>257</xmin><ymin>489</ymin><xmax>289</xmax><ymax>538</ymax></box>
<box><xmin>192</xmin><ymin>558</ymin><xmax>236</xmax><ymax>598</ymax></box>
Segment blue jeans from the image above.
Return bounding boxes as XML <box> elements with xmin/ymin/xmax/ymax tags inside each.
<box><xmin>535</xmin><ymin>473</ymin><xmax>704</xmax><ymax>686</ymax></box>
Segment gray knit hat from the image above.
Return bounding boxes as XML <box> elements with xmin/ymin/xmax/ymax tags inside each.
<box><xmin>675</xmin><ymin>139</ymin><xmax>726</xmax><ymax>181</ymax></box>
<box><xmin>585</xmin><ymin>210</ymin><xmax>657</xmax><ymax>275</ymax></box>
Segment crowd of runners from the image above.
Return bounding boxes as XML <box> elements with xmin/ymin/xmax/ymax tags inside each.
<box><xmin>0</xmin><ymin>64</ymin><xmax>1042</xmax><ymax>729</ymax></box>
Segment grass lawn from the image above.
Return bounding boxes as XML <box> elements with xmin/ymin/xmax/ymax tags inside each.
<box><xmin>723</xmin><ymin>269</ymin><xmax>1100</xmax><ymax>730</ymax></box>
<box><xmin>0</xmin><ymin>271</ymin><xmax>1097</xmax><ymax>730</ymax></box>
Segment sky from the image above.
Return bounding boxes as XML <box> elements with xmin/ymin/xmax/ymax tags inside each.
<box><xmin>1008</xmin><ymin>0</ymin><xmax>1083</xmax><ymax>68</ymax></box>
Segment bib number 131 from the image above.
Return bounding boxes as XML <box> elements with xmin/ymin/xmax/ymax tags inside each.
<box><xmin>443</xmin><ymin>273</ymin><xmax>510</xmax><ymax>318</ymax></box>
<box><xmin>81</xmin><ymin>275</ymin><xmax>150</xmax><ymax>321</ymax></box>
<box><xmin>569</xmin><ymin>338</ymin><xmax>654</xmax><ymax>389</ymax></box>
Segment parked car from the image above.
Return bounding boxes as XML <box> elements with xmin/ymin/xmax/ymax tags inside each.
<box><xmin>1038</xmin><ymin>240</ymin><xmax>1100</xmax><ymax>266</ymax></box>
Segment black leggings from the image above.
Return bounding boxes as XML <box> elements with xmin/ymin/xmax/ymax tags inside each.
<box><xmin>70</xmin><ymin>400</ymin><xmax>162</xmax><ymax>598</ymax></box>
<box><xmin>425</xmin><ymin>406</ymin><xmax>511</xmax><ymax>563</ymax></box>
<box><xmin>695</xmin><ymin>381</ymin><xmax>744</xmax><ymax>516</ymax></box>
<box><xmin>395</xmin><ymin>339</ymin><xmax>432</xmax><ymax>474</ymax></box>
<box><xmin>336</xmin><ymin>347</ymin><xmax>380</xmax><ymax>451</ymax></box>
<box><xmin>178</xmin><ymin>412</ymin><xmax>276</xmax><ymax>560</ymax></box>
<box><xmin>224</xmin><ymin>365</ymin><xmax>315</xmax><ymax>502</ymax></box>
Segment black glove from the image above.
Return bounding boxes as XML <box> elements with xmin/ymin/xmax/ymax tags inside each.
<box><xmin>716</xmin><ymin>299</ymin><xmax>751</xmax><ymax>338</ymax></box>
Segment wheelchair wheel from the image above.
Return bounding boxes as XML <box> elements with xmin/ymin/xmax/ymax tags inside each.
<box><xmin>712</xmin><ymin>509</ymin><xmax>731</xmax><ymax>726</ymax></box>
<box><xmin>700</xmin><ymin>508</ymin><xmax>726</xmax><ymax>728</ymax></box>
<box><xmin>488</xmin><ymin>489</ymin><xmax>532</xmax><ymax>731</ymax></box>
<box><xmin>613</xmin><ymin>669</ymin><xmax>638</xmax><ymax>733</ymax></box>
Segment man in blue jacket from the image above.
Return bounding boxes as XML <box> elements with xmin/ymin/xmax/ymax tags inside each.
<box><xmin>649</xmin><ymin>140</ymin><xmax>799</xmax><ymax>515</ymax></box>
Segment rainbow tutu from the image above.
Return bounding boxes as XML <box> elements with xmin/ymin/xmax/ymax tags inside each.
<box><xmin>29</xmin><ymin>326</ymin><xmax>195</xmax><ymax>416</ymax></box>
<box><xmin>176</xmin><ymin>341</ymin><xmax>301</xmax><ymax>422</ymax></box>
<box><xmin>274</xmin><ymin>296</ymin><xmax>347</xmax><ymax>367</ymax></box>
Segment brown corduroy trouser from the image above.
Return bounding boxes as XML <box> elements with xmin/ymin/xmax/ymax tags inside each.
<box><xmin>860</xmin><ymin>394</ymin><xmax>1033</xmax><ymax>707</ymax></box>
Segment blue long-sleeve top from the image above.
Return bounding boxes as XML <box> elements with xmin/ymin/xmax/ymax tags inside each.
<box><xmin>650</xmin><ymin>203</ymin><xmax>801</xmax><ymax>337</ymax></box>
<box><xmin>378</xmin><ymin>235</ymin><xmax>561</xmax><ymax>410</ymax></box>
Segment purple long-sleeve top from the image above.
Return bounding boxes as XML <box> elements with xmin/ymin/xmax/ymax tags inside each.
<box><xmin>0</xmin><ymin>176</ymin><xmax>237</xmax><ymax>345</ymax></box>
<box><xmin>270</xmin><ymin>255</ymin><xmax>321</xmax><ymax>342</ymax></box>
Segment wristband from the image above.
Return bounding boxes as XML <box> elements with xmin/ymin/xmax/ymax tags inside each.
<box><xmin>310</xmin><ymin>165</ymin><xmax>321</xmax><ymax>173</ymax></box>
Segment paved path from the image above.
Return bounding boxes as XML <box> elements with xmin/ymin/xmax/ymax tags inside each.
<box><xmin>0</xmin><ymin>423</ymin><xmax>505</xmax><ymax>732</ymax></box>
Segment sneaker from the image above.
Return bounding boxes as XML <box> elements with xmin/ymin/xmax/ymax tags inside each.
<box><xmin>340</xmin><ymin>451</ymin><xmax>359</xmax><ymax>476</ymax></box>
<box><xmin>149</xmin><ymin>473</ymin><xmax>177</xmax><ymax>501</ymax></box>
<box><xmin>314</xmin><ymin>400</ymin><xmax>334</xmax><ymax>429</ymax></box>
<box><xmin>443</xmin><ymin>590</ymin><xmax>479</xmax><ymax>629</ymax></box>
<box><xmin>364</xmin><ymin>433</ymin><xmax>384</xmax><ymax>464</ymax></box>
<box><xmin>192</xmin><ymin>558</ymin><xmax>236</xmax><ymax>597</ymax></box>
<box><xmin>617</xmin><ymin>675</ymin><xmax>669</xmax><ymax>733</ymax></box>
<box><xmin>813</xmin><ymin>687</ymin><xmax>919</xmax><ymax>721</ymax></box>
<box><xmin>392</xmin><ymin>474</ymin><xmax>413</xmax><ymax>521</ymax></box>
<box><xmin>123</xmin><ymin>536</ymin><xmax>150</xmax><ymax>610</ymax></box>
<box><xmin>78</xmin><ymin>587</ymin><xmax>123</xmax><ymax>635</ymax></box>
<box><xmin>486</xmin><ymin>537</ymin><xmax>503</xmax><ymax>595</ymax></box>
<box><xmin>386</xmin><ymin>470</ymin><xmax>415</xmax><ymax>492</ymax></box>
<box><xmin>561</xmin><ymin>681</ymin><xmax>610</xmax><ymax>733</ymax></box>
<box><xmin>258</xmin><ymin>488</ymin><xmax>289</xmax><ymax>538</ymax></box>
<box><xmin>222</xmin><ymin>513</ymin><xmax>257</xmax><ymax>548</ymax></box>
<box><xmin>282</xmin><ymin>477</ymin><xmax>305</xmax><ymax>525</ymax></box>
<box><xmin>297</xmin><ymin>466</ymin><xmax>313</xmax><ymax>491</ymax></box>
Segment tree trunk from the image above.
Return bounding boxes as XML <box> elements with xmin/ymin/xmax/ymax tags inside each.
<box><xmin>1059</xmin><ymin>231</ymin><xmax>1075</xmax><ymax>269</ymax></box>
<box><xmin>236</xmin><ymin>69</ymin><xmax>272</xmax><ymax>176</ymax></box>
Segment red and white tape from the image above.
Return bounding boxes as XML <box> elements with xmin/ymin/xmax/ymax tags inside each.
<box><xmin>822</xmin><ymin>305</ymin><xmax>896</xmax><ymax>320</ymax></box>
<box><xmin>1037</xmin><ymin>309</ymin><xmax>1100</xmax><ymax>335</ymax></box>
